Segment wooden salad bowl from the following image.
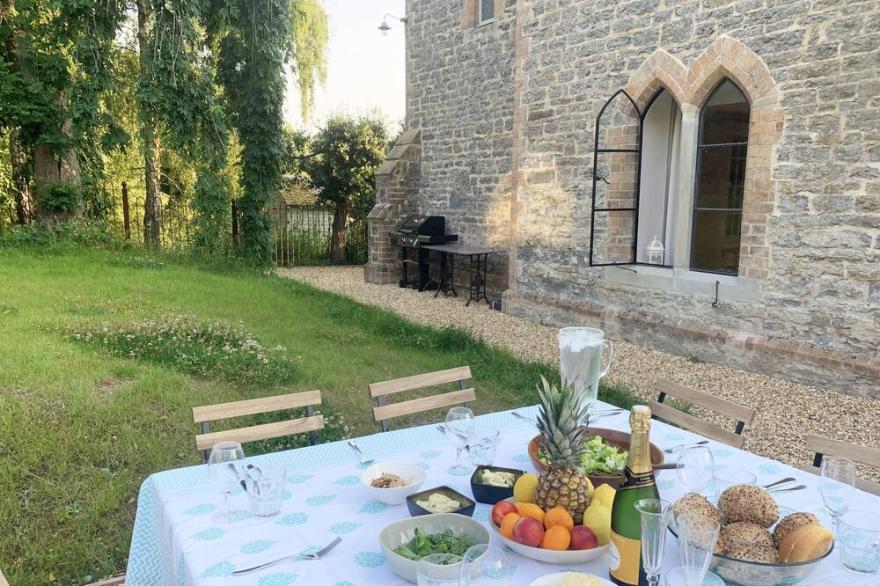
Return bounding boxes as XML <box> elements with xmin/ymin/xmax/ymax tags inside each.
<box><xmin>527</xmin><ymin>427</ymin><xmax>665</xmax><ymax>490</ymax></box>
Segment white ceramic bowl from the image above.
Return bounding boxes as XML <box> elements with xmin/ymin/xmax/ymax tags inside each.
<box><xmin>379</xmin><ymin>513</ymin><xmax>490</xmax><ymax>583</ymax></box>
<box><xmin>529</xmin><ymin>572</ymin><xmax>615</xmax><ymax>586</ymax></box>
<box><xmin>360</xmin><ymin>461</ymin><xmax>426</xmax><ymax>505</ymax></box>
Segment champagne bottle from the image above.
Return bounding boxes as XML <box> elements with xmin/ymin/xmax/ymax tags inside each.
<box><xmin>609</xmin><ymin>405</ymin><xmax>659</xmax><ymax>586</ymax></box>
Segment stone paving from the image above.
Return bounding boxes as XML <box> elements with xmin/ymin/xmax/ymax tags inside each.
<box><xmin>279</xmin><ymin>266</ymin><xmax>880</xmax><ymax>484</ymax></box>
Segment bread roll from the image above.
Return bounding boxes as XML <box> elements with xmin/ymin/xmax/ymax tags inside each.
<box><xmin>778</xmin><ymin>523</ymin><xmax>833</xmax><ymax>563</ymax></box>
<box><xmin>718</xmin><ymin>485</ymin><xmax>779</xmax><ymax>528</ymax></box>
<box><xmin>773</xmin><ymin>512</ymin><xmax>819</xmax><ymax>547</ymax></box>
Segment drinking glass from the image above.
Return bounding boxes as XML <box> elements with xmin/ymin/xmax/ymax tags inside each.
<box><xmin>207</xmin><ymin>440</ymin><xmax>245</xmax><ymax>523</ymax></box>
<box><xmin>417</xmin><ymin>553</ymin><xmax>462</xmax><ymax>586</ymax></box>
<box><xmin>676</xmin><ymin>446</ymin><xmax>715</xmax><ymax>495</ymax></box>
<box><xmin>821</xmin><ymin>456</ymin><xmax>856</xmax><ymax>530</ymax></box>
<box><xmin>458</xmin><ymin>544</ymin><xmax>511</xmax><ymax>585</ymax></box>
<box><xmin>837</xmin><ymin>509</ymin><xmax>880</xmax><ymax>574</ymax></box>
<box><xmin>468</xmin><ymin>427</ymin><xmax>500</xmax><ymax>467</ymax></box>
<box><xmin>445</xmin><ymin>406</ymin><xmax>475</xmax><ymax>476</ymax></box>
<box><xmin>712</xmin><ymin>468</ymin><xmax>756</xmax><ymax>497</ymax></box>
<box><xmin>245</xmin><ymin>465</ymin><xmax>286</xmax><ymax>517</ymax></box>
<box><xmin>675</xmin><ymin>513</ymin><xmax>720</xmax><ymax>586</ymax></box>
<box><xmin>663</xmin><ymin>566</ymin><xmax>724</xmax><ymax>586</ymax></box>
<box><xmin>558</xmin><ymin>327</ymin><xmax>613</xmax><ymax>411</ymax></box>
<box><xmin>635</xmin><ymin>498</ymin><xmax>670</xmax><ymax>586</ymax></box>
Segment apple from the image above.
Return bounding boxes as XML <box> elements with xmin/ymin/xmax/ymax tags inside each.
<box><xmin>512</xmin><ymin>516</ymin><xmax>545</xmax><ymax>548</ymax></box>
<box><xmin>569</xmin><ymin>525</ymin><xmax>599</xmax><ymax>550</ymax></box>
<box><xmin>491</xmin><ymin>500</ymin><xmax>518</xmax><ymax>526</ymax></box>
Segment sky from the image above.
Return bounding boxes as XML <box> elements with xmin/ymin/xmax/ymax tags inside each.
<box><xmin>284</xmin><ymin>0</ymin><xmax>407</xmax><ymax>132</ymax></box>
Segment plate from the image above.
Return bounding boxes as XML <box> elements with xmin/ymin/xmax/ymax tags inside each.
<box><xmin>529</xmin><ymin>572</ymin><xmax>615</xmax><ymax>586</ymax></box>
<box><xmin>486</xmin><ymin>502</ymin><xmax>608</xmax><ymax>565</ymax></box>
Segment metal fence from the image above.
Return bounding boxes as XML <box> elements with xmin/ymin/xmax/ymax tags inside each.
<box><xmin>271</xmin><ymin>205</ymin><xmax>367</xmax><ymax>267</ymax></box>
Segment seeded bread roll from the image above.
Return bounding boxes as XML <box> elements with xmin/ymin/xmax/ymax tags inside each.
<box><xmin>725</xmin><ymin>542</ymin><xmax>780</xmax><ymax>563</ymax></box>
<box><xmin>778</xmin><ymin>523</ymin><xmax>834</xmax><ymax>563</ymax></box>
<box><xmin>718</xmin><ymin>485</ymin><xmax>779</xmax><ymax>528</ymax></box>
<box><xmin>721</xmin><ymin>522</ymin><xmax>774</xmax><ymax>551</ymax></box>
<box><xmin>673</xmin><ymin>492</ymin><xmax>721</xmax><ymax>525</ymax></box>
<box><xmin>773</xmin><ymin>512</ymin><xmax>820</xmax><ymax>547</ymax></box>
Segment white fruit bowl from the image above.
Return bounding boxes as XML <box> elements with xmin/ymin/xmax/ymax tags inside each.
<box><xmin>487</xmin><ymin>504</ymin><xmax>608</xmax><ymax>565</ymax></box>
<box><xmin>529</xmin><ymin>572</ymin><xmax>615</xmax><ymax>586</ymax></box>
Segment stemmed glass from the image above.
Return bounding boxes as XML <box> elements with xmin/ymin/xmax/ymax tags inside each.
<box><xmin>445</xmin><ymin>406</ymin><xmax>475</xmax><ymax>476</ymax></box>
<box><xmin>207</xmin><ymin>440</ymin><xmax>245</xmax><ymax>523</ymax></box>
<box><xmin>676</xmin><ymin>446</ymin><xmax>715</xmax><ymax>495</ymax></box>
<box><xmin>635</xmin><ymin>498</ymin><xmax>670</xmax><ymax>586</ymax></box>
<box><xmin>820</xmin><ymin>456</ymin><xmax>856</xmax><ymax>530</ymax></box>
<box><xmin>459</xmin><ymin>544</ymin><xmax>511</xmax><ymax>585</ymax></box>
<box><xmin>675</xmin><ymin>513</ymin><xmax>720</xmax><ymax>586</ymax></box>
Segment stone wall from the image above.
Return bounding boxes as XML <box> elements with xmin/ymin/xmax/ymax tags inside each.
<box><xmin>372</xmin><ymin>0</ymin><xmax>880</xmax><ymax>397</ymax></box>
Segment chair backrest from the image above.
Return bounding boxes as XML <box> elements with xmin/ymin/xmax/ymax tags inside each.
<box><xmin>192</xmin><ymin>390</ymin><xmax>324</xmax><ymax>455</ymax></box>
<box><xmin>648</xmin><ymin>380</ymin><xmax>756</xmax><ymax>449</ymax></box>
<box><xmin>370</xmin><ymin>366</ymin><xmax>476</xmax><ymax>432</ymax></box>
<box><xmin>804</xmin><ymin>436</ymin><xmax>880</xmax><ymax>496</ymax></box>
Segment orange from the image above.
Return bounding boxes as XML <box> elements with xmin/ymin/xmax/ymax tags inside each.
<box><xmin>540</xmin><ymin>525</ymin><xmax>571</xmax><ymax>550</ymax></box>
<box><xmin>543</xmin><ymin>506</ymin><xmax>574</xmax><ymax>530</ymax></box>
<box><xmin>499</xmin><ymin>512</ymin><xmax>521</xmax><ymax>539</ymax></box>
<box><xmin>515</xmin><ymin>502</ymin><xmax>546</xmax><ymax>523</ymax></box>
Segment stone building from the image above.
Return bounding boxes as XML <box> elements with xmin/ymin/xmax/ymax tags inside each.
<box><xmin>365</xmin><ymin>0</ymin><xmax>880</xmax><ymax>397</ymax></box>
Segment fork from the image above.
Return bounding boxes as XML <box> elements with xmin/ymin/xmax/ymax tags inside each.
<box><xmin>768</xmin><ymin>484</ymin><xmax>806</xmax><ymax>494</ymax></box>
<box><xmin>231</xmin><ymin>536</ymin><xmax>342</xmax><ymax>576</ymax></box>
<box><xmin>347</xmin><ymin>440</ymin><xmax>375</xmax><ymax>466</ymax></box>
<box><xmin>663</xmin><ymin>440</ymin><xmax>710</xmax><ymax>454</ymax></box>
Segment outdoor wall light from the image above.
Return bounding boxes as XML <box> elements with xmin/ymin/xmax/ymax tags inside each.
<box><xmin>378</xmin><ymin>14</ymin><xmax>407</xmax><ymax>36</ymax></box>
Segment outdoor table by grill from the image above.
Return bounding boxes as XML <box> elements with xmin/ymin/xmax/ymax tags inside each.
<box><xmin>422</xmin><ymin>243</ymin><xmax>506</xmax><ymax>306</ymax></box>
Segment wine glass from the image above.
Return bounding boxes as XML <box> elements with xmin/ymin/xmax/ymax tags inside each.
<box><xmin>458</xmin><ymin>544</ymin><xmax>511</xmax><ymax>585</ymax></box>
<box><xmin>207</xmin><ymin>440</ymin><xmax>245</xmax><ymax>523</ymax></box>
<box><xmin>445</xmin><ymin>406</ymin><xmax>475</xmax><ymax>476</ymax></box>
<box><xmin>635</xmin><ymin>498</ymin><xmax>670</xmax><ymax>586</ymax></box>
<box><xmin>677</xmin><ymin>446</ymin><xmax>715</xmax><ymax>495</ymax></box>
<box><xmin>820</xmin><ymin>456</ymin><xmax>856</xmax><ymax>530</ymax></box>
<box><xmin>676</xmin><ymin>513</ymin><xmax>720</xmax><ymax>586</ymax></box>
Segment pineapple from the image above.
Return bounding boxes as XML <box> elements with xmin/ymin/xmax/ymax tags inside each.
<box><xmin>534</xmin><ymin>376</ymin><xmax>593</xmax><ymax>524</ymax></box>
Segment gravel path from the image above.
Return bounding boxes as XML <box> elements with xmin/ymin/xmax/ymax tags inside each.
<box><xmin>279</xmin><ymin>266</ymin><xmax>880</xmax><ymax>482</ymax></box>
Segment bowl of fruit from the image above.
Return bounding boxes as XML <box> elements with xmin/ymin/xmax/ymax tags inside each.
<box><xmin>528</xmin><ymin>428</ymin><xmax>665</xmax><ymax>489</ymax></box>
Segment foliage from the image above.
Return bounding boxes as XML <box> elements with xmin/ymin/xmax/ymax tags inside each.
<box><xmin>39</xmin><ymin>181</ymin><xmax>81</xmax><ymax>213</ymax></box>
<box><xmin>306</xmin><ymin>114</ymin><xmax>389</xmax><ymax>220</ymax></box>
<box><xmin>290</xmin><ymin>0</ymin><xmax>329</xmax><ymax>120</ymax></box>
<box><xmin>68</xmin><ymin>316</ymin><xmax>298</xmax><ymax>386</ymax></box>
<box><xmin>0</xmin><ymin>219</ymin><xmax>123</xmax><ymax>249</ymax></box>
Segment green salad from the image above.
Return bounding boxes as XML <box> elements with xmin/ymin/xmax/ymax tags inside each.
<box><xmin>539</xmin><ymin>435</ymin><xmax>628</xmax><ymax>475</ymax></box>
<box><xmin>393</xmin><ymin>528</ymin><xmax>473</xmax><ymax>562</ymax></box>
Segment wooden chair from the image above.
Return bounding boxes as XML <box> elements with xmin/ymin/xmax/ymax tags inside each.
<box><xmin>370</xmin><ymin>366</ymin><xmax>476</xmax><ymax>432</ymax></box>
<box><xmin>647</xmin><ymin>380</ymin><xmax>756</xmax><ymax>449</ymax></box>
<box><xmin>192</xmin><ymin>390</ymin><xmax>324</xmax><ymax>458</ymax></box>
<box><xmin>0</xmin><ymin>568</ymin><xmax>9</xmax><ymax>586</ymax></box>
<box><xmin>803</xmin><ymin>436</ymin><xmax>880</xmax><ymax>496</ymax></box>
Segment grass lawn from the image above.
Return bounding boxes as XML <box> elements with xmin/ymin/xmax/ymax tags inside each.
<box><xmin>0</xmin><ymin>246</ymin><xmax>635</xmax><ymax>585</ymax></box>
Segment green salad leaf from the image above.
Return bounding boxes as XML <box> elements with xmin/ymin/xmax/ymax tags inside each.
<box><xmin>393</xmin><ymin>528</ymin><xmax>473</xmax><ymax>562</ymax></box>
<box><xmin>538</xmin><ymin>435</ymin><xmax>629</xmax><ymax>475</ymax></box>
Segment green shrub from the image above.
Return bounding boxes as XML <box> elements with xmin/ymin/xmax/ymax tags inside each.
<box><xmin>67</xmin><ymin>316</ymin><xmax>298</xmax><ymax>386</ymax></box>
<box><xmin>41</xmin><ymin>182</ymin><xmax>82</xmax><ymax>214</ymax></box>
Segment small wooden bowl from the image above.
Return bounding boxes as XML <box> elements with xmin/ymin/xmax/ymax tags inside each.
<box><xmin>527</xmin><ymin>427</ymin><xmax>665</xmax><ymax>490</ymax></box>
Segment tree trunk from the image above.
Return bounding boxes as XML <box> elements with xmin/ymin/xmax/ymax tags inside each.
<box><xmin>330</xmin><ymin>201</ymin><xmax>349</xmax><ymax>264</ymax></box>
<box><xmin>32</xmin><ymin>101</ymin><xmax>81</xmax><ymax>222</ymax></box>
<box><xmin>136</xmin><ymin>0</ymin><xmax>162</xmax><ymax>250</ymax></box>
<box><xmin>8</xmin><ymin>128</ymin><xmax>32</xmax><ymax>224</ymax></box>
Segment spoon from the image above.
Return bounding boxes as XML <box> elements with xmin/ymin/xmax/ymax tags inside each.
<box><xmin>763</xmin><ymin>477</ymin><xmax>796</xmax><ymax>490</ymax></box>
<box><xmin>768</xmin><ymin>484</ymin><xmax>806</xmax><ymax>494</ymax></box>
<box><xmin>347</xmin><ymin>440</ymin><xmax>375</xmax><ymax>466</ymax></box>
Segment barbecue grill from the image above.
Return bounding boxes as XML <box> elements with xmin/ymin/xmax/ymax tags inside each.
<box><xmin>390</xmin><ymin>214</ymin><xmax>457</xmax><ymax>289</ymax></box>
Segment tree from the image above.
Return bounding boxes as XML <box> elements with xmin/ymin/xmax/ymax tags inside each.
<box><xmin>305</xmin><ymin>115</ymin><xmax>387</xmax><ymax>264</ymax></box>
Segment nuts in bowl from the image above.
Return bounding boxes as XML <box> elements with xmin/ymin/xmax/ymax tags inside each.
<box><xmin>361</xmin><ymin>461</ymin><xmax>426</xmax><ymax>505</ymax></box>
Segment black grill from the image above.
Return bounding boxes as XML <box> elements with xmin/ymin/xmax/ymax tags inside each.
<box><xmin>390</xmin><ymin>214</ymin><xmax>457</xmax><ymax>289</ymax></box>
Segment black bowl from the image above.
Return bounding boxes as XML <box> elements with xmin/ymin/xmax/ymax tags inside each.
<box><xmin>469</xmin><ymin>466</ymin><xmax>524</xmax><ymax>504</ymax></box>
<box><xmin>406</xmin><ymin>486</ymin><xmax>476</xmax><ymax>517</ymax></box>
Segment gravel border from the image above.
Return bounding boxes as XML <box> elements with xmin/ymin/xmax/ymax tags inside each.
<box><xmin>279</xmin><ymin>266</ymin><xmax>880</xmax><ymax>482</ymax></box>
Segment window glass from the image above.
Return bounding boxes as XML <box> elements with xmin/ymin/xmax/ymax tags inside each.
<box><xmin>691</xmin><ymin>79</ymin><xmax>749</xmax><ymax>275</ymax></box>
<box><xmin>480</xmin><ymin>0</ymin><xmax>494</xmax><ymax>22</ymax></box>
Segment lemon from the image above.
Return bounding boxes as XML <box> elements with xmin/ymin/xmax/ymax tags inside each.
<box><xmin>582</xmin><ymin>501</ymin><xmax>612</xmax><ymax>545</ymax></box>
<box><xmin>513</xmin><ymin>473</ymin><xmax>539</xmax><ymax>503</ymax></box>
<box><xmin>591</xmin><ymin>482</ymin><xmax>615</xmax><ymax>509</ymax></box>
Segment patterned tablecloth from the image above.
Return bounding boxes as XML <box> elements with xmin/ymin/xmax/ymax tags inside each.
<box><xmin>126</xmin><ymin>402</ymin><xmax>880</xmax><ymax>585</ymax></box>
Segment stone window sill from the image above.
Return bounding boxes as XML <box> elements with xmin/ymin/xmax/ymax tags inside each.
<box><xmin>477</xmin><ymin>18</ymin><xmax>495</xmax><ymax>27</ymax></box>
<box><xmin>603</xmin><ymin>264</ymin><xmax>760</xmax><ymax>302</ymax></box>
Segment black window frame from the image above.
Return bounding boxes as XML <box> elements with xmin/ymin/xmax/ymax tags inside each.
<box><xmin>689</xmin><ymin>79</ymin><xmax>750</xmax><ymax>277</ymax></box>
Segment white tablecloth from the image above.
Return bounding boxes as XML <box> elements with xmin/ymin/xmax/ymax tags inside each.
<box><xmin>126</xmin><ymin>402</ymin><xmax>880</xmax><ymax>585</ymax></box>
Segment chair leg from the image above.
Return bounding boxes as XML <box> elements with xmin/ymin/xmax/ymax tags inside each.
<box><xmin>201</xmin><ymin>422</ymin><xmax>211</xmax><ymax>462</ymax></box>
<box><xmin>307</xmin><ymin>405</ymin><xmax>318</xmax><ymax>446</ymax></box>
